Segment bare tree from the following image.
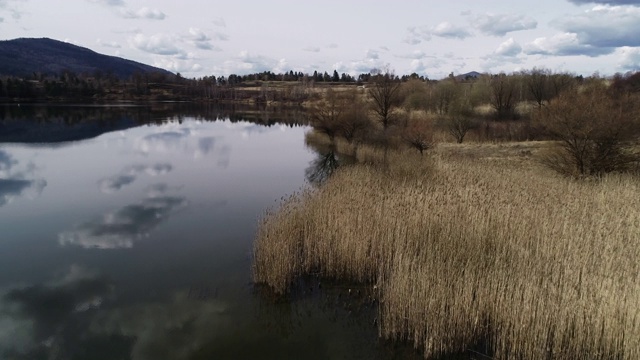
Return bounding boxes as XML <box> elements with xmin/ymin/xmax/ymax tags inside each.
<box><xmin>490</xmin><ymin>73</ymin><xmax>517</xmax><ymax>120</ymax></box>
<box><xmin>537</xmin><ymin>85</ymin><xmax>640</xmax><ymax>177</ymax></box>
<box><xmin>309</xmin><ymin>88</ymin><xmax>347</xmax><ymax>140</ymax></box>
<box><xmin>525</xmin><ymin>68</ymin><xmax>551</xmax><ymax>109</ymax></box>
<box><xmin>432</xmin><ymin>79</ymin><xmax>460</xmax><ymax>115</ymax></box>
<box><xmin>402</xmin><ymin>116</ymin><xmax>434</xmax><ymax>155</ymax></box>
<box><xmin>339</xmin><ymin>92</ymin><xmax>370</xmax><ymax>143</ymax></box>
<box><xmin>446</xmin><ymin>113</ymin><xmax>475</xmax><ymax>143</ymax></box>
<box><xmin>368</xmin><ymin>71</ymin><xmax>402</xmax><ymax>130</ymax></box>
<box><xmin>549</xmin><ymin>72</ymin><xmax>576</xmax><ymax>98</ymax></box>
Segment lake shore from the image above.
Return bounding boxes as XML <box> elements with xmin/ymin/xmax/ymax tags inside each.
<box><xmin>253</xmin><ymin>139</ymin><xmax>640</xmax><ymax>359</ymax></box>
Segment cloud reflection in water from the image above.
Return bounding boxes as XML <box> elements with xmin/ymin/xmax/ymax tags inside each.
<box><xmin>0</xmin><ymin>265</ymin><xmax>112</xmax><ymax>358</ymax></box>
<box><xmin>98</xmin><ymin>163</ymin><xmax>173</xmax><ymax>193</ymax></box>
<box><xmin>59</xmin><ymin>185</ymin><xmax>187</xmax><ymax>249</ymax></box>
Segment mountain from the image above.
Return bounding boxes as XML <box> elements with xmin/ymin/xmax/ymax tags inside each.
<box><xmin>0</xmin><ymin>38</ymin><xmax>173</xmax><ymax>79</ymax></box>
<box><xmin>455</xmin><ymin>71</ymin><xmax>483</xmax><ymax>80</ymax></box>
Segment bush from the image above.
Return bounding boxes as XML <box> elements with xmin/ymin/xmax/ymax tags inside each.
<box><xmin>536</xmin><ymin>85</ymin><xmax>640</xmax><ymax>177</ymax></box>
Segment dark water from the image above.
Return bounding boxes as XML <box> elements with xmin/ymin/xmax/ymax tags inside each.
<box><xmin>0</xmin><ymin>104</ymin><xmax>422</xmax><ymax>360</ymax></box>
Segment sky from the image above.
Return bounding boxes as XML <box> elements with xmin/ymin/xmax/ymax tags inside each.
<box><xmin>1</xmin><ymin>0</ymin><xmax>640</xmax><ymax>79</ymax></box>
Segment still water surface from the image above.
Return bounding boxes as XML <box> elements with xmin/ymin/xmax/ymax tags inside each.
<box><xmin>0</xmin><ymin>105</ymin><xmax>420</xmax><ymax>360</ymax></box>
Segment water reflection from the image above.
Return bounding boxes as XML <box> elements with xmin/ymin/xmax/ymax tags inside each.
<box><xmin>88</xmin><ymin>293</ymin><xmax>227</xmax><ymax>360</ymax></box>
<box><xmin>59</xmin><ymin>185</ymin><xmax>187</xmax><ymax>249</ymax></box>
<box><xmin>98</xmin><ymin>163</ymin><xmax>173</xmax><ymax>193</ymax></box>
<box><xmin>0</xmin><ymin>103</ymin><xmax>308</xmax><ymax>144</ymax></box>
<box><xmin>0</xmin><ymin>265</ymin><xmax>113</xmax><ymax>359</ymax></box>
<box><xmin>0</xmin><ymin>149</ymin><xmax>47</xmax><ymax>207</ymax></box>
<box><xmin>0</xmin><ymin>104</ymin><xmax>423</xmax><ymax>359</ymax></box>
<box><xmin>0</xmin><ymin>150</ymin><xmax>16</xmax><ymax>172</ymax></box>
<box><xmin>305</xmin><ymin>143</ymin><xmax>355</xmax><ymax>186</ymax></box>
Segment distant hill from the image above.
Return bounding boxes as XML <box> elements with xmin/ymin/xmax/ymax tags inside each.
<box><xmin>0</xmin><ymin>38</ymin><xmax>173</xmax><ymax>79</ymax></box>
<box><xmin>455</xmin><ymin>71</ymin><xmax>483</xmax><ymax>80</ymax></box>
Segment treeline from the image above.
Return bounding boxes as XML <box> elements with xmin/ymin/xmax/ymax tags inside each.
<box><xmin>0</xmin><ymin>68</ymin><xmax>427</xmax><ymax>102</ymax></box>
<box><xmin>306</xmin><ymin>69</ymin><xmax>640</xmax><ymax>177</ymax></box>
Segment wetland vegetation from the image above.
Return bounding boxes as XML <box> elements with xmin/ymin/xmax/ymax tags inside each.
<box><xmin>253</xmin><ymin>69</ymin><xmax>640</xmax><ymax>359</ymax></box>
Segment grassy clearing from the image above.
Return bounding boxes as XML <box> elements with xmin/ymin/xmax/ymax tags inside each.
<box><xmin>252</xmin><ymin>143</ymin><xmax>640</xmax><ymax>359</ymax></box>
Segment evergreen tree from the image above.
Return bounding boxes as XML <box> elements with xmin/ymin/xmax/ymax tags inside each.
<box><xmin>332</xmin><ymin>70</ymin><xmax>340</xmax><ymax>82</ymax></box>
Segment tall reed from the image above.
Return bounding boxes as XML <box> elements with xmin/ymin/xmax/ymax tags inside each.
<box><xmin>252</xmin><ymin>147</ymin><xmax>640</xmax><ymax>359</ymax></box>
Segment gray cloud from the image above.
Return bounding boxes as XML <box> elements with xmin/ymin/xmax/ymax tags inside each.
<box><xmin>472</xmin><ymin>13</ymin><xmax>537</xmax><ymax>36</ymax></box>
<box><xmin>303</xmin><ymin>46</ymin><xmax>321</xmax><ymax>52</ymax></box>
<box><xmin>59</xmin><ymin>186</ymin><xmax>186</xmax><ymax>249</ymax></box>
<box><xmin>552</xmin><ymin>6</ymin><xmax>640</xmax><ymax>48</ymax></box>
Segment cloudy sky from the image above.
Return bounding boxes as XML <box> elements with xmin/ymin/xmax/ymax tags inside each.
<box><xmin>1</xmin><ymin>0</ymin><xmax>640</xmax><ymax>79</ymax></box>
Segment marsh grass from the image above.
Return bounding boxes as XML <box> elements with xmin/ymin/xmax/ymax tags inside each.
<box><xmin>252</xmin><ymin>144</ymin><xmax>640</xmax><ymax>359</ymax></box>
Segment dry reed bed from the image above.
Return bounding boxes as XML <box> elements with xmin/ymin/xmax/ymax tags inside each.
<box><xmin>252</xmin><ymin>149</ymin><xmax>640</xmax><ymax>359</ymax></box>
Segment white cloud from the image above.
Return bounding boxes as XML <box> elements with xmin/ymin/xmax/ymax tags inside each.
<box><xmin>96</xmin><ymin>38</ymin><xmax>121</xmax><ymax>48</ymax></box>
<box><xmin>617</xmin><ymin>46</ymin><xmax>640</xmax><ymax>70</ymax></box>
<box><xmin>187</xmin><ymin>27</ymin><xmax>221</xmax><ymax>51</ymax></box>
<box><xmin>87</xmin><ymin>0</ymin><xmax>125</xmax><ymax>7</ymax></box>
<box><xmin>212</xmin><ymin>32</ymin><xmax>229</xmax><ymax>41</ymax></box>
<box><xmin>432</xmin><ymin>22</ymin><xmax>472</xmax><ymax>39</ymax></box>
<box><xmin>120</xmin><ymin>7</ymin><xmax>165</xmax><ymax>20</ymax></box>
<box><xmin>524</xmin><ymin>32</ymin><xmax>613</xmax><ymax>56</ymax></box>
<box><xmin>567</xmin><ymin>0</ymin><xmax>640</xmax><ymax>5</ymax></box>
<box><xmin>404</xmin><ymin>22</ymin><xmax>470</xmax><ymax>44</ymax></box>
<box><xmin>409</xmin><ymin>59</ymin><xmax>428</xmax><ymax>73</ymax></box>
<box><xmin>212</xmin><ymin>17</ymin><xmax>226</xmax><ymax>27</ymax></box>
<box><xmin>495</xmin><ymin>38</ymin><xmax>522</xmax><ymax>57</ymax></box>
<box><xmin>472</xmin><ymin>13</ymin><xmax>537</xmax><ymax>36</ymax></box>
<box><xmin>216</xmin><ymin>51</ymin><xmax>285</xmax><ymax>75</ymax></box>
<box><xmin>404</xmin><ymin>26</ymin><xmax>431</xmax><ymax>44</ymax></box>
<box><xmin>129</xmin><ymin>33</ymin><xmax>184</xmax><ymax>56</ymax></box>
<box><xmin>272</xmin><ymin>58</ymin><xmax>289</xmax><ymax>74</ymax></box>
<box><xmin>397</xmin><ymin>50</ymin><xmax>429</xmax><ymax>59</ymax></box>
<box><xmin>366</xmin><ymin>49</ymin><xmax>380</xmax><ymax>59</ymax></box>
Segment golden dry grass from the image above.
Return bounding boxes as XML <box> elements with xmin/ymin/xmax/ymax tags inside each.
<box><xmin>252</xmin><ymin>143</ymin><xmax>640</xmax><ymax>359</ymax></box>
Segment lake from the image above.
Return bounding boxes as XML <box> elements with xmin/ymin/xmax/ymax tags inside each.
<box><xmin>0</xmin><ymin>104</ymin><xmax>421</xmax><ymax>360</ymax></box>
